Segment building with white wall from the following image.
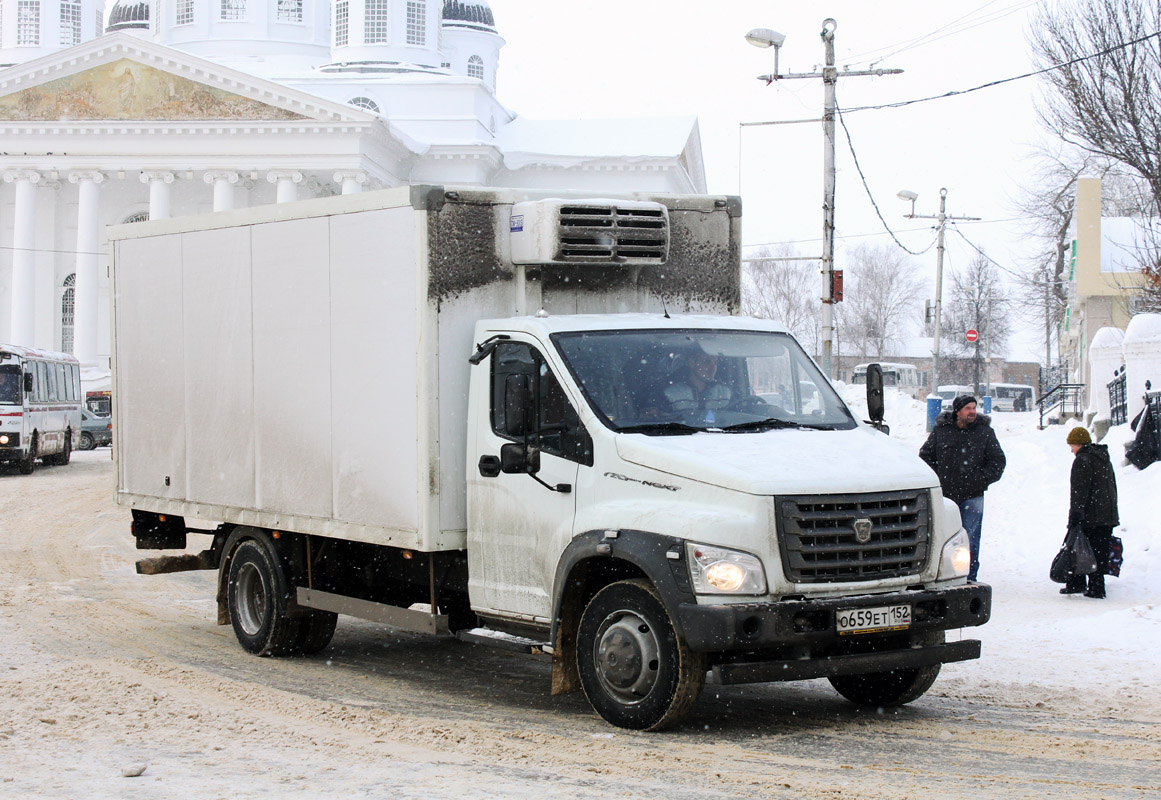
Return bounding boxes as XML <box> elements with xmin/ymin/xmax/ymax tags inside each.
<box><xmin>0</xmin><ymin>0</ymin><xmax>705</xmax><ymax>375</ymax></box>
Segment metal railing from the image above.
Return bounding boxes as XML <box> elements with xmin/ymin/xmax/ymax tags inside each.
<box><xmin>1108</xmin><ymin>367</ymin><xmax>1128</xmax><ymax>426</ymax></box>
<box><xmin>1038</xmin><ymin>382</ymin><xmax>1086</xmax><ymax>429</ymax></box>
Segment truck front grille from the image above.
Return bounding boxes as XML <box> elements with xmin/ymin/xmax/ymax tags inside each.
<box><xmin>776</xmin><ymin>490</ymin><xmax>930</xmax><ymax>583</ymax></box>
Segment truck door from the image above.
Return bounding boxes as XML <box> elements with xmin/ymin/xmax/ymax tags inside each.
<box><xmin>468</xmin><ymin>341</ymin><xmax>589</xmax><ymax>621</ymax></box>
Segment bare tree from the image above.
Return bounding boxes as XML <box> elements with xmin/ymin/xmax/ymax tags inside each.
<box><xmin>833</xmin><ymin>243</ymin><xmax>926</xmax><ymax>358</ymax></box>
<box><xmin>741</xmin><ymin>244</ymin><xmax>820</xmax><ymax>351</ymax></box>
<box><xmin>1029</xmin><ymin>0</ymin><xmax>1161</xmax><ymax>306</ymax></box>
<box><xmin>942</xmin><ymin>253</ymin><xmax>1011</xmax><ymax>389</ymax></box>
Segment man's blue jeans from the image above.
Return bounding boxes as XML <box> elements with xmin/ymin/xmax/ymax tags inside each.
<box><xmin>956</xmin><ymin>495</ymin><xmax>985</xmax><ymax>581</ymax></box>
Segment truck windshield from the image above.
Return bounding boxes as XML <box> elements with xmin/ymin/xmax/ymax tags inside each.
<box><xmin>0</xmin><ymin>363</ymin><xmax>22</xmax><ymax>405</ymax></box>
<box><xmin>553</xmin><ymin>329</ymin><xmax>856</xmax><ymax>434</ymax></box>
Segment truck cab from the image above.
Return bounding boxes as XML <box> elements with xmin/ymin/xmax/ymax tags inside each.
<box><xmin>466</xmin><ymin>314</ymin><xmax>989</xmax><ymax>729</ymax></box>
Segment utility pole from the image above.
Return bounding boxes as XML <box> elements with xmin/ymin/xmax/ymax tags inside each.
<box><xmin>748</xmin><ymin>18</ymin><xmax>903</xmax><ymax>379</ymax></box>
<box><xmin>899</xmin><ymin>188</ymin><xmax>980</xmax><ymax>397</ymax></box>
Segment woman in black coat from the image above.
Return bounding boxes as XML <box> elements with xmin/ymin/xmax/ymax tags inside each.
<box><xmin>1062</xmin><ymin>427</ymin><xmax>1120</xmax><ymax>598</ymax></box>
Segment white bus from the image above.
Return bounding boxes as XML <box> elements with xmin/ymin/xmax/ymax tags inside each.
<box><xmin>0</xmin><ymin>344</ymin><xmax>83</xmax><ymax>474</ymax></box>
<box><xmin>851</xmin><ymin>362</ymin><xmax>924</xmax><ymax>400</ymax></box>
<box><xmin>991</xmin><ymin>383</ymin><xmax>1035</xmax><ymax>412</ymax></box>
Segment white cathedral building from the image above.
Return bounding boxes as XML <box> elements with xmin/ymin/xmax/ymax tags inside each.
<box><xmin>0</xmin><ymin>0</ymin><xmax>705</xmax><ymax>377</ymax></box>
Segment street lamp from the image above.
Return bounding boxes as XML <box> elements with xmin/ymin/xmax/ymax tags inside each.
<box><xmin>745</xmin><ymin>20</ymin><xmax>902</xmax><ymax>379</ymax></box>
<box><xmin>745</xmin><ymin>28</ymin><xmax>786</xmax><ymax>77</ymax></box>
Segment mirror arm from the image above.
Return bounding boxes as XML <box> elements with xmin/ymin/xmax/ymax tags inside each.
<box><xmin>529</xmin><ymin>473</ymin><xmax>571</xmax><ymax>493</ymax></box>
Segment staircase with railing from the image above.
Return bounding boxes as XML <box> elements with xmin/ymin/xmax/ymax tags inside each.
<box><xmin>1038</xmin><ymin>359</ymin><xmax>1085</xmax><ymax>429</ymax></box>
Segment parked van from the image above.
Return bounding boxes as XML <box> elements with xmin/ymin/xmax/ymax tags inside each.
<box><xmin>991</xmin><ymin>383</ymin><xmax>1035</xmax><ymax>412</ymax></box>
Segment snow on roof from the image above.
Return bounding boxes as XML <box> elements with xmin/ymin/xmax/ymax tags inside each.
<box><xmin>1101</xmin><ymin>217</ymin><xmax>1161</xmax><ymax>273</ymax></box>
<box><xmin>494</xmin><ymin>115</ymin><xmax>697</xmax><ymax>168</ymax></box>
<box><xmin>1124</xmin><ymin>312</ymin><xmax>1161</xmax><ymax>345</ymax></box>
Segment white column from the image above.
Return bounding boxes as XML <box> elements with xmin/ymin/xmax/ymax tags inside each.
<box><xmin>203</xmin><ymin>170</ymin><xmax>239</xmax><ymax>211</ymax></box>
<box><xmin>140</xmin><ymin>170</ymin><xmax>175</xmax><ymax>220</ymax></box>
<box><xmin>3</xmin><ymin>169</ymin><xmax>42</xmax><ymax>347</ymax></box>
<box><xmin>334</xmin><ymin>170</ymin><xmax>367</xmax><ymax>195</ymax></box>
<box><xmin>68</xmin><ymin>171</ymin><xmax>105</xmax><ymax>365</ymax></box>
<box><xmin>267</xmin><ymin>170</ymin><xmax>303</xmax><ymax>203</ymax></box>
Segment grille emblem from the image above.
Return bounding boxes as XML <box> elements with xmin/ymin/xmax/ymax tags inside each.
<box><xmin>853</xmin><ymin>518</ymin><xmax>873</xmax><ymax>543</ymax></box>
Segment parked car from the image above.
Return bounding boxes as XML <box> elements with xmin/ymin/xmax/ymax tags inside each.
<box><xmin>79</xmin><ymin>408</ymin><xmax>112</xmax><ymax>450</ymax></box>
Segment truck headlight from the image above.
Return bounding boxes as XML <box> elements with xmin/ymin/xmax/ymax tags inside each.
<box><xmin>685</xmin><ymin>543</ymin><xmax>767</xmax><ymax>595</ymax></box>
<box><xmin>0</xmin><ymin>434</ymin><xmax>8</xmax><ymax>445</ymax></box>
<box><xmin>937</xmin><ymin>529</ymin><xmax>972</xmax><ymax>580</ymax></box>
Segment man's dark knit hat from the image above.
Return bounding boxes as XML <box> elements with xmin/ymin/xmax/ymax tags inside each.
<box><xmin>952</xmin><ymin>395</ymin><xmax>977</xmax><ymax>414</ymax></box>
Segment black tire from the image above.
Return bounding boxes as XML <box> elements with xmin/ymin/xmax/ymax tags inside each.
<box><xmin>226</xmin><ymin>539</ymin><xmax>301</xmax><ymax>656</ymax></box>
<box><xmin>828</xmin><ymin>632</ymin><xmax>944</xmax><ymax>707</ymax></box>
<box><xmin>18</xmin><ymin>436</ymin><xmax>36</xmax><ymax>475</ymax></box>
<box><xmin>50</xmin><ymin>434</ymin><xmax>71</xmax><ymax>466</ymax></box>
<box><xmin>292</xmin><ymin>610</ymin><xmax>338</xmax><ymax>655</ymax></box>
<box><xmin>576</xmin><ymin>579</ymin><xmax>705</xmax><ymax>731</ymax></box>
<box><xmin>79</xmin><ymin>432</ymin><xmax>95</xmax><ymax>451</ymax></box>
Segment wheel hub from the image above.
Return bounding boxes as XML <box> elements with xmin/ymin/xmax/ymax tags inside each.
<box><xmin>235</xmin><ymin>562</ymin><xmax>268</xmax><ymax>636</ymax></box>
<box><xmin>595</xmin><ymin>611</ymin><xmax>660</xmax><ymax>702</ymax></box>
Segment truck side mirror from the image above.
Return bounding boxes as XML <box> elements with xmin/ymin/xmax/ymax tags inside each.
<box><xmin>503</xmin><ymin>374</ymin><xmax>532</xmax><ymax>437</ymax></box>
<box><xmin>865</xmin><ymin>363</ymin><xmax>887</xmax><ymax>432</ymax></box>
<box><xmin>500</xmin><ymin>441</ymin><xmax>540</xmax><ymax>475</ymax></box>
<box><xmin>23</xmin><ymin>372</ymin><xmax>33</xmax><ymax>393</ymax></box>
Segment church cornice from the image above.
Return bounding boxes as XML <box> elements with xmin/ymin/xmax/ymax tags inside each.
<box><xmin>0</xmin><ymin>33</ymin><xmax>374</xmax><ymax>125</ymax></box>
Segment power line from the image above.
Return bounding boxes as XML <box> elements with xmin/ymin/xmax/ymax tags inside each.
<box><xmin>845</xmin><ymin>1</ymin><xmax>1041</xmax><ymax>69</ymax></box>
<box><xmin>835</xmin><ymin>104</ymin><xmax>937</xmax><ymax>257</ymax></box>
<box><xmin>839</xmin><ymin>29</ymin><xmax>1161</xmax><ymax>114</ymax></box>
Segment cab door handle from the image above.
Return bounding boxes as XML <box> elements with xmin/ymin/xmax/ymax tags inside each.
<box><xmin>478</xmin><ymin>455</ymin><xmax>501</xmax><ymax>478</ymax></box>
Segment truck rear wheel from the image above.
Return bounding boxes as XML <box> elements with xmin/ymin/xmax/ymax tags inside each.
<box><xmin>227</xmin><ymin>539</ymin><xmax>301</xmax><ymax>656</ymax></box>
<box><xmin>828</xmin><ymin>632</ymin><xmax>944</xmax><ymax>707</ymax></box>
<box><xmin>293</xmin><ymin>611</ymin><xmax>338</xmax><ymax>655</ymax></box>
<box><xmin>576</xmin><ymin>579</ymin><xmax>705</xmax><ymax>731</ymax></box>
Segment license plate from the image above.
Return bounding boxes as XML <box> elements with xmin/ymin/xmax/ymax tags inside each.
<box><xmin>836</xmin><ymin>604</ymin><xmax>911</xmax><ymax>635</ymax></box>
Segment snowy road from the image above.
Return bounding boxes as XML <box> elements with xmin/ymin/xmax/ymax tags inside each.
<box><xmin>2</xmin><ymin>449</ymin><xmax>1159</xmax><ymax>799</ymax></box>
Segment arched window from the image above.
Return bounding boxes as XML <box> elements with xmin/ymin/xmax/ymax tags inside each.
<box><xmin>467</xmin><ymin>55</ymin><xmax>484</xmax><ymax>80</ymax></box>
<box><xmin>60</xmin><ymin>1</ymin><xmax>81</xmax><ymax>46</ymax></box>
<box><xmin>61</xmin><ymin>274</ymin><xmax>75</xmax><ymax>355</ymax></box>
<box><xmin>123</xmin><ymin>211</ymin><xmax>150</xmax><ymax>224</ymax></box>
<box><xmin>365</xmin><ymin>0</ymin><xmax>389</xmax><ymax>44</ymax></box>
<box><xmin>348</xmin><ymin>96</ymin><xmax>380</xmax><ymax>113</ymax></box>
<box><xmin>176</xmin><ymin>0</ymin><xmax>194</xmax><ymax>25</ymax></box>
<box><xmin>220</xmin><ymin>0</ymin><xmax>245</xmax><ymax>21</ymax></box>
<box><xmin>335</xmin><ymin>1</ymin><xmax>349</xmax><ymax>47</ymax></box>
<box><xmin>277</xmin><ymin>0</ymin><xmax>302</xmax><ymax>23</ymax></box>
<box><xmin>17</xmin><ymin>0</ymin><xmax>41</xmax><ymax>45</ymax></box>
<box><xmin>405</xmin><ymin>1</ymin><xmax>424</xmax><ymax>45</ymax></box>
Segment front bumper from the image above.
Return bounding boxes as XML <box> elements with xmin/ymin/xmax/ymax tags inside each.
<box><xmin>677</xmin><ymin>583</ymin><xmax>991</xmax><ymax>683</ymax></box>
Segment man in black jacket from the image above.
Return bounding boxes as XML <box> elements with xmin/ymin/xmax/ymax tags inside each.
<box><xmin>1062</xmin><ymin>426</ymin><xmax>1120</xmax><ymax>598</ymax></box>
<box><xmin>919</xmin><ymin>395</ymin><xmax>1007</xmax><ymax>581</ymax></box>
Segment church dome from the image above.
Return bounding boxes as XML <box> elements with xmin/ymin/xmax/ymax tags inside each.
<box><xmin>441</xmin><ymin>0</ymin><xmax>496</xmax><ymax>33</ymax></box>
<box><xmin>106</xmin><ymin>0</ymin><xmax>150</xmax><ymax>32</ymax></box>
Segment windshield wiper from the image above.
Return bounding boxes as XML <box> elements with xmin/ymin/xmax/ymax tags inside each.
<box><xmin>616</xmin><ymin>422</ymin><xmax>704</xmax><ymax>436</ymax></box>
<box><xmin>720</xmin><ymin>418</ymin><xmax>831</xmax><ymax>432</ymax></box>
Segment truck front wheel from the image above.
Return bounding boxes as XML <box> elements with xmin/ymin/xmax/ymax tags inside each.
<box><xmin>828</xmin><ymin>632</ymin><xmax>944</xmax><ymax>707</ymax></box>
<box><xmin>576</xmin><ymin>579</ymin><xmax>705</xmax><ymax>731</ymax></box>
<box><xmin>227</xmin><ymin>539</ymin><xmax>301</xmax><ymax>656</ymax></box>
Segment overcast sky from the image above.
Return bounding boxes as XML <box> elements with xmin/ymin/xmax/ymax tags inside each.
<box><xmin>488</xmin><ymin>0</ymin><xmax>1054</xmax><ymax>361</ymax></box>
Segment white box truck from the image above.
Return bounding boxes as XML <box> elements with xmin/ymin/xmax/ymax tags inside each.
<box><xmin>111</xmin><ymin>185</ymin><xmax>990</xmax><ymax>731</ymax></box>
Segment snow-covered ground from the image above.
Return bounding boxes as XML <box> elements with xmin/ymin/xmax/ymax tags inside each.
<box><xmin>840</xmin><ymin>386</ymin><xmax>1160</xmax><ymax>719</ymax></box>
<box><xmin>1</xmin><ymin>391</ymin><xmax>1159</xmax><ymax>799</ymax></box>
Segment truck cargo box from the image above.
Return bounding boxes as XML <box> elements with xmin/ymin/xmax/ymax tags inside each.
<box><xmin>110</xmin><ymin>185</ymin><xmax>740</xmax><ymax>552</ymax></box>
